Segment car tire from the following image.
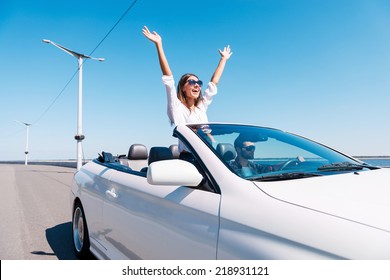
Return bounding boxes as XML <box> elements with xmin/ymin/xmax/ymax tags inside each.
<box><xmin>72</xmin><ymin>201</ymin><xmax>90</xmax><ymax>259</ymax></box>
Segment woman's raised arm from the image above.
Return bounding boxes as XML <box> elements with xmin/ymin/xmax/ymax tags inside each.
<box><xmin>142</xmin><ymin>26</ymin><xmax>172</xmax><ymax>76</ymax></box>
<box><xmin>210</xmin><ymin>45</ymin><xmax>233</xmax><ymax>85</ymax></box>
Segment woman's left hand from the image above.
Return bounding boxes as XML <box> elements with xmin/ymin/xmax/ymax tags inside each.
<box><xmin>219</xmin><ymin>45</ymin><xmax>233</xmax><ymax>60</ymax></box>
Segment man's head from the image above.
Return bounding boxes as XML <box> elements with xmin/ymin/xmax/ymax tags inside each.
<box><xmin>234</xmin><ymin>135</ymin><xmax>256</xmax><ymax>160</ymax></box>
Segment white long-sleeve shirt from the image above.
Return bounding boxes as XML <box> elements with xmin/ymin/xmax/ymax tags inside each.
<box><xmin>162</xmin><ymin>75</ymin><xmax>217</xmax><ymax>151</ymax></box>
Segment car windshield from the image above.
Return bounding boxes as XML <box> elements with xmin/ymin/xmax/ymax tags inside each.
<box><xmin>189</xmin><ymin>124</ymin><xmax>377</xmax><ymax>181</ymax></box>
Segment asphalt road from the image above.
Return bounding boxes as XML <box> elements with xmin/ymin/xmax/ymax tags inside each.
<box><xmin>0</xmin><ymin>164</ymin><xmax>88</xmax><ymax>260</ymax></box>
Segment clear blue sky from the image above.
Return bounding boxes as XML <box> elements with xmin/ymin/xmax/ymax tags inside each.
<box><xmin>1</xmin><ymin>0</ymin><xmax>390</xmax><ymax>161</ymax></box>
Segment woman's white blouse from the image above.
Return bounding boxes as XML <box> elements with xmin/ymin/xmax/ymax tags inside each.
<box><xmin>162</xmin><ymin>75</ymin><xmax>217</xmax><ymax>125</ymax></box>
<box><xmin>162</xmin><ymin>75</ymin><xmax>217</xmax><ymax>152</ymax></box>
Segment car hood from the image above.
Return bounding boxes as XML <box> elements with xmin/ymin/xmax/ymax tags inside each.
<box><xmin>255</xmin><ymin>168</ymin><xmax>390</xmax><ymax>232</ymax></box>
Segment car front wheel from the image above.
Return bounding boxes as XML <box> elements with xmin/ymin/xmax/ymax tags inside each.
<box><xmin>72</xmin><ymin>201</ymin><xmax>90</xmax><ymax>259</ymax></box>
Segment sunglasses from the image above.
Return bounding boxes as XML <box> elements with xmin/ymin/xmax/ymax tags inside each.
<box><xmin>187</xmin><ymin>79</ymin><xmax>203</xmax><ymax>87</ymax></box>
<box><xmin>242</xmin><ymin>145</ymin><xmax>256</xmax><ymax>152</ymax></box>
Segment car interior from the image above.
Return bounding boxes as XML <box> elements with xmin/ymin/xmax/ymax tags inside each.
<box><xmin>96</xmin><ymin>143</ymin><xmax>218</xmax><ymax>193</ymax></box>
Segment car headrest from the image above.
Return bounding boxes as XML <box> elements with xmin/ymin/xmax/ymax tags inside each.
<box><xmin>148</xmin><ymin>147</ymin><xmax>173</xmax><ymax>165</ymax></box>
<box><xmin>169</xmin><ymin>144</ymin><xmax>180</xmax><ymax>159</ymax></box>
<box><xmin>216</xmin><ymin>143</ymin><xmax>236</xmax><ymax>161</ymax></box>
<box><xmin>128</xmin><ymin>144</ymin><xmax>148</xmax><ymax>160</ymax></box>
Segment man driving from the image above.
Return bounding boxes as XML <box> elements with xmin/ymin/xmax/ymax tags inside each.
<box><xmin>230</xmin><ymin>134</ymin><xmax>273</xmax><ymax>177</ymax></box>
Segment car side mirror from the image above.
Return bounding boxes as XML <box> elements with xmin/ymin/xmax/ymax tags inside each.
<box><xmin>147</xmin><ymin>159</ymin><xmax>203</xmax><ymax>187</ymax></box>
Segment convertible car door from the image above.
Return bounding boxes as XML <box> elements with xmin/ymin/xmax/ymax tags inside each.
<box><xmin>102</xmin><ymin>170</ymin><xmax>221</xmax><ymax>259</ymax></box>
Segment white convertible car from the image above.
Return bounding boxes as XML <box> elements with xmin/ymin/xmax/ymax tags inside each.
<box><xmin>70</xmin><ymin>123</ymin><xmax>390</xmax><ymax>259</ymax></box>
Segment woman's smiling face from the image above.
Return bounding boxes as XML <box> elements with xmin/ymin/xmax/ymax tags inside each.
<box><xmin>184</xmin><ymin>76</ymin><xmax>202</xmax><ymax>100</ymax></box>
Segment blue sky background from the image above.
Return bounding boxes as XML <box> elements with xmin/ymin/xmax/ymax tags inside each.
<box><xmin>1</xmin><ymin>0</ymin><xmax>390</xmax><ymax>161</ymax></box>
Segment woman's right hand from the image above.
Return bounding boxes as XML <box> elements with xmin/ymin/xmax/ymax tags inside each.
<box><xmin>142</xmin><ymin>26</ymin><xmax>162</xmax><ymax>45</ymax></box>
<box><xmin>142</xmin><ymin>26</ymin><xmax>172</xmax><ymax>76</ymax></box>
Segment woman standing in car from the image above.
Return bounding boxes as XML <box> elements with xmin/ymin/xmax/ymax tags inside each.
<box><xmin>142</xmin><ymin>26</ymin><xmax>232</xmax><ymax>123</ymax></box>
<box><xmin>142</xmin><ymin>26</ymin><xmax>232</xmax><ymax>153</ymax></box>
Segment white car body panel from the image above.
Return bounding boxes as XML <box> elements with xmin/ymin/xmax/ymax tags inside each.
<box><xmin>71</xmin><ymin>162</ymin><xmax>115</xmax><ymax>255</ymax></box>
<box><xmin>258</xmin><ymin>168</ymin><xmax>390</xmax><ymax>231</ymax></box>
<box><xmin>71</xmin><ymin>123</ymin><xmax>390</xmax><ymax>259</ymax></box>
<box><xmin>215</xmin><ymin>171</ymin><xmax>390</xmax><ymax>259</ymax></box>
<box><xmin>72</xmin><ymin>160</ymin><xmax>221</xmax><ymax>260</ymax></box>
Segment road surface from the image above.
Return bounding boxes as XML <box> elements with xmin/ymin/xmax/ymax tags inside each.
<box><xmin>0</xmin><ymin>164</ymin><xmax>89</xmax><ymax>260</ymax></box>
